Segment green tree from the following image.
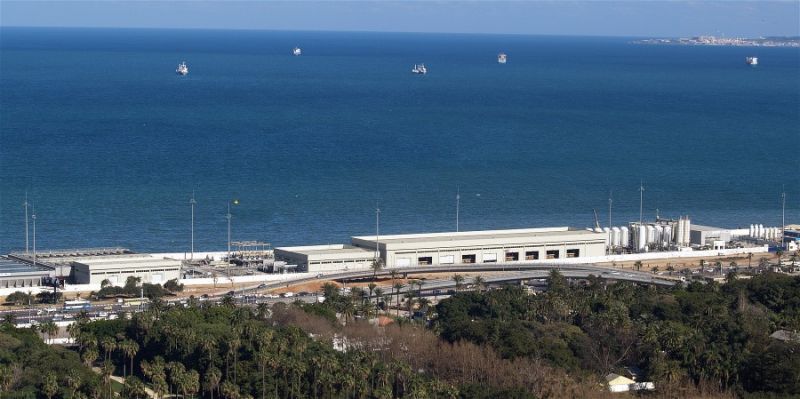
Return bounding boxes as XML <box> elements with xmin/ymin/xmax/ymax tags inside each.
<box><xmin>452</xmin><ymin>274</ymin><xmax>465</xmax><ymax>291</ymax></box>
<box><xmin>204</xmin><ymin>366</ymin><xmax>222</xmax><ymax>399</ymax></box>
<box><xmin>41</xmin><ymin>372</ymin><xmax>58</xmax><ymax>399</ymax></box>
<box><xmin>122</xmin><ymin>376</ymin><xmax>147</xmax><ymax>399</ymax></box>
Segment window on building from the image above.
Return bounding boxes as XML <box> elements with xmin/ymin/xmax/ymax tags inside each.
<box><xmin>566</xmin><ymin>249</ymin><xmax>580</xmax><ymax>258</ymax></box>
<box><xmin>525</xmin><ymin>251</ymin><xmax>539</xmax><ymax>260</ymax></box>
<box><xmin>462</xmin><ymin>254</ymin><xmax>476</xmax><ymax>264</ymax></box>
<box><xmin>505</xmin><ymin>252</ymin><xmax>519</xmax><ymax>261</ymax></box>
<box><xmin>418</xmin><ymin>256</ymin><xmax>433</xmax><ymax>265</ymax></box>
<box><xmin>546</xmin><ymin>250</ymin><xmax>560</xmax><ymax>259</ymax></box>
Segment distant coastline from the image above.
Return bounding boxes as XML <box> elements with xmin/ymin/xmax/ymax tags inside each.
<box><xmin>633</xmin><ymin>35</ymin><xmax>800</xmax><ymax>47</ymax></box>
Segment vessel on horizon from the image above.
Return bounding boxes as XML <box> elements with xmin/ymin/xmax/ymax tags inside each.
<box><xmin>293</xmin><ymin>47</ymin><xmax>302</xmax><ymax>56</ymax></box>
<box><xmin>746</xmin><ymin>56</ymin><xmax>758</xmax><ymax>65</ymax></box>
<box><xmin>176</xmin><ymin>61</ymin><xmax>189</xmax><ymax>75</ymax></box>
<box><xmin>497</xmin><ymin>52</ymin><xmax>507</xmax><ymax>64</ymax></box>
<box><xmin>412</xmin><ymin>64</ymin><xmax>427</xmax><ymax>74</ymax></box>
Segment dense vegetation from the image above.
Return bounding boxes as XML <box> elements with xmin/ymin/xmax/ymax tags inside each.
<box><xmin>0</xmin><ymin>322</ymin><xmax>100</xmax><ymax>398</ymax></box>
<box><xmin>92</xmin><ymin>277</ymin><xmax>183</xmax><ymax>300</ymax></box>
<box><xmin>435</xmin><ymin>272</ymin><xmax>800</xmax><ymax>397</ymax></box>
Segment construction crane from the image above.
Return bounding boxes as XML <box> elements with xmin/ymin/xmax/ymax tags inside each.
<box><xmin>593</xmin><ymin>209</ymin><xmax>601</xmax><ymax>230</ymax></box>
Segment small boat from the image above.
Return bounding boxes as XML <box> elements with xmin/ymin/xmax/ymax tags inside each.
<box><xmin>497</xmin><ymin>52</ymin><xmax>507</xmax><ymax>64</ymax></box>
<box><xmin>745</xmin><ymin>56</ymin><xmax>758</xmax><ymax>65</ymax></box>
<box><xmin>412</xmin><ymin>64</ymin><xmax>427</xmax><ymax>74</ymax></box>
<box><xmin>293</xmin><ymin>47</ymin><xmax>302</xmax><ymax>56</ymax></box>
<box><xmin>176</xmin><ymin>61</ymin><xmax>189</xmax><ymax>76</ymax></box>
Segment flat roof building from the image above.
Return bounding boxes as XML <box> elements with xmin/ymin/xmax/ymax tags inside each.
<box><xmin>0</xmin><ymin>257</ymin><xmax>53</xmax><ymax>289</ymax></box>
<box><xmin>274</xmin><ymin>244</ymin><xmax>375</xmax><ymax>273</ymax></box>
<box><xmin>71</xmin><ymin>255</ymin><xmax>182</xmax><ymax>286</ymax></box>
<box><xmin>351</xmin><ymin>226</ymin><xmax>607</xmax><ymax>268</ymax></box>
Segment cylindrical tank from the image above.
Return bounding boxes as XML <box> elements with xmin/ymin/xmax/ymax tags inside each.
<box><xmin>646</xmin><ymin>225</ymin><xmax>656</xmax><ymax>244</ymax></box>
<box><xmin>749</xmin><ymin>224</ymin><xmax>755</xmax><ymax>238</ymax></box>
<box><xmin>612</xmin><ymin>227</ymin><xmax>621</xmax><ymax>247</ymax></box>
<box><xmin>758</xmin><ymin>224</ymin><xmax>765</xmax><ymax>239</ymax></box>
<box><xmin>655</xmin><ymin>225</ymin><xmax>664</xmax><ymax>244</ymax></box>
<box><xmin>621</xmin><ymin>227</ymin><xmax>630</xmax><ymax>247</ymax></box>
<box><xmin>683</xmin><ymin>217</ymin><xmax>691</xmax><ymax>245</ymax></box>
<box><xmin>638</xmin><ymin>226</ymin><xmax>647</xmax><ymax>250</ymax></box>
<box><xmin>663</xmin><ymin>225</ymin><xmax>673</xmax><ymax>245</ymax></box>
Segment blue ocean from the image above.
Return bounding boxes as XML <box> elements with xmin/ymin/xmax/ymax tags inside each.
<box><xmin>1</xmin><ymin>27</ymin><xmax>798</xmax><ymax>253</ymax></box>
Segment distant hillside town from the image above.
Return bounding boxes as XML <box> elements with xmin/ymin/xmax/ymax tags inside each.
<box><xmin>633</xmin><ymin>35</ymin><xmax>800</xmax><ymax>47</ymax></box>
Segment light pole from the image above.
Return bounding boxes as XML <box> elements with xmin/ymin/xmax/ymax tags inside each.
<box><xmin>375</xmin><ymin>204</ymin><xmax>381</xmax><ymax>262</ymax></box>
<box><xmin>639</xmin><ymin>181</ymin><xmax>645</xmax><ymax>226</ymax></box>
<box><xmin>782</xmin><ymin>189</ymin><xmax>786</xmax><ymax>250</ymax></box>
<box><xmin>23</xmin><ymin>192</ymin><xmax>29</xmax><ymax>254</ymax></box>
<box><xmin>608</xmin><ymin>190</ymin><xmax>612</xmax><ymax>228</ymax></box>
<box><xmin>190</xmin><ymin>192</ymin><xmax>196</xmax><ymax>260</ymax></box>
<box><xmin>226</xmin><ymin>201</ymin><xmax>232</xmax><ymax>260</ymax></box>
<box><xmin>32</xmin><ymin>204</ymin><xmax>36</xmax><ymax>268</ymax></box>
<box><xmin>456</xmin><ymin>187</ymin><xmax>460</xmax><ymax>232</ymax></box>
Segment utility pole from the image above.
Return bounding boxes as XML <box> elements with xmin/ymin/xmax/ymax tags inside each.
<box><xmin>375</xmin><ymin>203</ymin><xmax>381</xmax><ymax>261</ymax></box>
<box><xmin>782</xmin><ymin>188</ymin><xmax>786</xmax><ymax>250</ymax></box>
<box><xmin>23</xmin><ymin>192</ymin><xmax>30</xmax><ymax>254</ymax></box>
<box><xmin>226</xmin><ymin>202</ymin><xmax>232</xmax><ymax>260</ymax></box>
<box><xmin>639</xmin><ymin>181</ymin><xmax>645</xmax><ymax>226</ymax></box>
<box><xmin>608</xmin><ymin>190</ymin><xmax>613</xmax><ymax>228</ymax></box>
<box><xmin>32</xmin><ymin>204</ymin><xmax>36</xmax><ymax>268</ymax></box>
<box><xmin>456</xmin><ymin>187</ymin><xmax>460</xmax><ymax>232</ymax></box>
<box><xmin>190</xmin><ymin>192</ymin><xmax>196</xmax><ymax>260</ymax></box>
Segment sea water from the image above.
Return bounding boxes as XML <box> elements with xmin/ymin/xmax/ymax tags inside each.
<box><xmin>1</xmin><ymin>28</ymin><xmax>798</xmax><ymax>252</ymax></box>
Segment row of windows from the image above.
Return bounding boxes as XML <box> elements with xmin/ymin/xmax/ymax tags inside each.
<box><xmin>395</xmin><ymin>243</ymin><xmax>591</xmax><ymax>256</ymax></box>
<box><xmin>411</xmin><ymin>249</ymin><xmax>581</xmax><ymax>265</ymax></box>
<box><xmin>309</xmin><ymin>259</ymin><xmax>370</xmax><ymax>265</ymax></box>
<box><xmin>90</xmin><ymin>268</ymin><xmax>180</xmax><ymax>275</ymax></box>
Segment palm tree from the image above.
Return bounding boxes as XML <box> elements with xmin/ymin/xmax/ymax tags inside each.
<box><xmin>651</xmin><ymin>266</ymin><xmax>659</xmax><ymax>274</ymax></box>
<box><xmin>204</xmin><ymin>366</ymin><xmax>222</xmax><ymax>399</ymax></box>
<box><xmin>101</xmin><ymin>337</ymin><xmax>117</xmax><ymax>363</ymax></box>
<box><xmin>120</xmin><ymin>339</ymin><xmax>139</xmax><ymax>378</ymax></box>
<box><xmin>66</xmin><ymin>369</ymin><xmax>82</xmax><ymax>399</ymax></box>
<box><xmin>374</xmin><ymin>287</ymin><xmax>384</xmax><ymax>313</ymax></box>
<box><xmin>472</xmin><ymin>275</ymin><xmax>486</xmax><ymax>292</ymax></box>
<box><xmin>634</xmin><ymin>260</ymin><xmax>642</xmax><ymax>271</ymax></box>
<box><xmin>371</xmin><ymin>257</ymin><xmax>384</xmax><ymax>281</ymax></box>
<box><xmin>41</xmin><ymin>372</ymin><xmax>58</xmax><ymax>399</ymax></box>
<box><xmin>392</xmin><ymin>283</ymin><xmax>405</xmax><ymax>317</ymax></box>
<box><xmin>389</xmin><ymin>269</ymin><xmax>398</xmax><ymax>287</ymax></box>
<box><xmin>185</xmin><ymin>369</ymin><xmax>200</xmax><ymax>399</ymax></box>
<box><xmin>122</xmin><ymin>376</ymin><xmax>147</xmax><ymax>399</ymax></box>
<box><xmin>101</xmin><ymin>362</ymin><xmax>114</xmax><ymax>399</ymax></box>
<box><xmin>413</xmin><ymin>280</ymin><xmax>424</xmax><ymax>296</ymax></box>
<box><xmin>452</xmin><ymin>274</ymin><xmax>465</xmax><ymax>291</ymax></box>
<box><xmin>41</xmin><ymin>320</ymin><xmax>58</xmax><ymax>344</ymax></box>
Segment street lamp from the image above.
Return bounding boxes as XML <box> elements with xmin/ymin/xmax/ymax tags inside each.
<box><xmin>190</xmin><ymin>192</ymin><xmax>196</xmax><ymax>260</ymax></box>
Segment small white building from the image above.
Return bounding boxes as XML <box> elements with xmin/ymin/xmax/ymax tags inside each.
<box><xmin>273</xmin><ymin>244</ymin><xmax>375</xmax><ymax>273</ymax></box>
<box><xmin>71</xmin><ymin>255</ymin><xmax>182</xmax><ymax>285</ymax></box>
<box><xmin>606</xmin><ymin>374</ymin><xmax>636</xmax><ymax>392</ymax></box>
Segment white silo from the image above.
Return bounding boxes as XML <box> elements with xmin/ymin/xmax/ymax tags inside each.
<box><xmin>663</xmin><ymin>225</ymin><xmax>673</xmax><ymax>245</ymax></box>
<box><xmin>749</xmin><ymin>224</ymin><xmax>755</xmax><ymax>238</ymax></box>
<box><xmin>683</xmin><ymin>217</ymin><xmax>691</xmax><ymax>245</ymax></box>
<box><xmin>621</xmin><ymin>226</ymin><xmax>630</xmax><ymax>248</ymax></box>
<box><xmin>612</xmin><ymin>227</ymin><xmax>621</xmax><ymax>247</ymax></box>
<box><xmin>646</xmin><ymin>225</ymin><xmax>655</xmax><ymax>244</ymax></box>
<box><xmin>638</xmin><ymin>225</ymin><xmax>647</xmax><ymax>250</ymax></box>
<box><xmin>758</xmin><ymin>224</ymin><xmax>765</xmax><ymax>239</ymax></box>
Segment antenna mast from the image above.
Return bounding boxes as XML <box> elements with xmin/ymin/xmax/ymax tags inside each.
<box><xmin>456</xmin><ymin>187</ymin><xmax>460</xmax><ymax>232</ymax></box>
<box><xmin>23</xmin><ymin>192</ymin><xmax>29</xmax><ymax>254</ymax></box>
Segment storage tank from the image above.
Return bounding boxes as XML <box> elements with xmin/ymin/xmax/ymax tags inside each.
<box><xmin>663</xmin><ymin>225</ymin><xmax>673</xmax><ymax>245</ymax></box>
<box><xmin>758</xmin><ymin>224</ymin><xmax>765</xmax><ymax>239</ymax></box>
<box><xmin>683</xmin><ymin>217</ymin><xmax>691</xmax><ymax>245</ymax></box>
<box><xmin>638</xmin><ymin>225</ymin><xmax>647</xmax><ymax>251</ymax></box>
<box><xmin>612</xmin><ymin>227</ymin><xmax>621</xmax><ymax>247</ymax></box>
<box><xmin>621</xmin><ymin>227</ymin><xmax>630</xmax><ymax>248</ymax></box>
<box><xmin>655</xmin><ymin>225</ymin><xmax>664</xmax><ymax>244</ymax></box>
<box><xmin>749</xmin><ymin>224</ymin><xmax>755</xmax><ymax>238</ymax></box>
<box><xmin>646</xmin><ymin>225</ymin><xmax>655</xmax><ymax>245</ymax></box>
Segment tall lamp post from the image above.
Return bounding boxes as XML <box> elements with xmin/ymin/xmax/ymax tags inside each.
<box><xmin>227</xmin><ymin>199</ymin><xmax>239</xmax><ymax>261</ymax></box>
<box><xmin>32</xmin><ymin>204</ymin><xmax>36</xmax><ymax>268</ymax></box>
<box><xmin>190</xmin><ymin>192</ymin><xmax>196</xmax><ymax>260</ymax></box>
<box><xmin>23</xmin><ymin>192</ymin><xmax>30</xmax><ymax>254</ymax></box>
<box><xmin>456</xmin><ymin>187</ymin><xmax>460</xmax><ymax>232</ymax></box>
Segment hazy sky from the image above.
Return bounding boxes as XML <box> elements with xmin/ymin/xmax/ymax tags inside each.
<box><xmin>1</xmin><ymin>1</ymin><xmax>798</xmax><ymax>37</ymax></box>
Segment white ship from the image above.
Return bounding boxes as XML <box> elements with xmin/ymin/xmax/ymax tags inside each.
<box><xmin>293</xmin><ymin>47</ymin><xmax>302</xmax><ymax>56</ymax></box>
<box><xmin>176</xmin><ymin>61</ymin><xmax>189</xmax><ymax>76</ymax></box>
<box><xmin>411</xmin><ymin>64</ymin><xmax>427</xmax><ymax>74</ymax></box>
<box><xmin>746</xmin><ymin>56</ymin><xmax>758</xmax><ymax>65</ymax></box>
<box><xmin>497</xmin><ymin>52</ymin><xmax>507</xmax><ymax>64</ymax></box>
